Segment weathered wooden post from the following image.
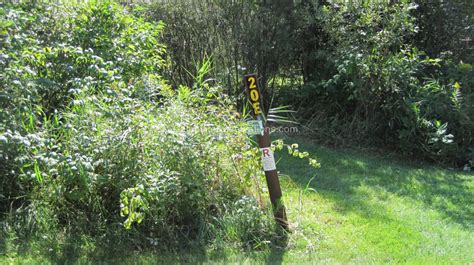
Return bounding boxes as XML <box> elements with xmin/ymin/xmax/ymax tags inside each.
<box><xmin>244</xmin><ymin>73</ymin><xmax>288</xmax><ymax>229</ymax></box>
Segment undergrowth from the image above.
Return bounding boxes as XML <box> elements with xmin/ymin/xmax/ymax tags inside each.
<box><xmin>0</xmin><ymin>1</ymin><xmax>322</xmax><ymax>260</ymax></box>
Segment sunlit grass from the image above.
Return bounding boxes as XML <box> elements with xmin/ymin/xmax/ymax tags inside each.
<box><xmin>277</xmin><ymin>137</ymin><xmax>473</xmax><ymax>263</ymax></box>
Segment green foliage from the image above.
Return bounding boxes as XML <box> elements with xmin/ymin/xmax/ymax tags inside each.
<box><xmin>293</xmin><ymin>1</ymin><xmax>473</xmax><ymax>165</ymax></box>
<box><xmin>1</xmin><ymin>1</ymin><xmax>308</xmax><ymax>257</ymax></box>
<box><xmin>136</xmin><ymin>0</ymin><xmax>472</xmax><ymax>165</ymax></box>
<box><xmin>273</xmin><ymin>140</ymin><xmax>321</xmax><ymax>169</ymax></box>
<box><xmin>412</xmin><ymin>1</ymin><xmax>474</xmax><ymax>63</ymax></box>
<box><xmin>140</xmin><ymin>0</ymin><xmax>298</xmax><ymax>105</ymax></box>
<box><xmin>0</xmin><ymin>1</ymin><xmax>165</xmax><ymax>217</ymax></box>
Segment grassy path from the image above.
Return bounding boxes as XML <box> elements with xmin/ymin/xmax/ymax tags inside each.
<box><xmin>273</xmin><ymin>138</ymin><xmax>473</xmax><ymax>263</ymax></box>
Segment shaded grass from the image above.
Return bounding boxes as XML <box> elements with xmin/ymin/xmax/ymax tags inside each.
<box><xmin>2</xmin><ymin>137</ymin><xmax>473</xmax><ymax>264</ymax></box>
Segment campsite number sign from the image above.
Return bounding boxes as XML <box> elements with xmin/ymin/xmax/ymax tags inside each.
<box><xmin>243</xmin><ymin>73</ymin><xmax>288</xmax><ymax>229</ymax></box>
<box><xmin>245</xmin><ymin>74</ymin><xmax>264</xmax><ymax>136</ymax></box>
<box><xmin>245</xmin><ymin>75</ymin><xmax>262</xmax><ymax>116</ymax></box>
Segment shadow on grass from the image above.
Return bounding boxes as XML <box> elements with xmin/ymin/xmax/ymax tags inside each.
<box><xmin>265</xmin><ymin>226</ymin><xmax>289</xmax><ymax>265</ymax></box>
<box><xmin>277</xmin><ymin>139</ymin><xmax>474</xmax><ymax>227</ymax></box>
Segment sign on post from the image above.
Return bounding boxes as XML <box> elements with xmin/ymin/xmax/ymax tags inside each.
<box><xmin>246</xmin><ymin>120</ymin><xmax>264</xmax><ymax>136</ymax></box>
<box><xmin>246</xmin><ymin>75</ymin><xmax>263</xmax><ymax>116</ymax></box>
<box><xmin>244</xmin><ymin>73</ymin><xmax>288</xmax><ymax>229</ymax></box>
<box><xmin>261</xmin><ymin>147</ymin><xmax>276</xmax><ymax>171</ymax></box>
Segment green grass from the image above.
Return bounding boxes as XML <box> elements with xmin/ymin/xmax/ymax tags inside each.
<box><xmin>2</xmin><ymin>138</ymin><xmax>473</xmax><ymax>264</ymax></box>
<box><xmin>276</xmin><ymin>138</ymin><xmax>473</xmax><ymax>263</ymax></box>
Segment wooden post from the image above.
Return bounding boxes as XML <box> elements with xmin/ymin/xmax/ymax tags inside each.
<box><xmin>244</xmin><ymin>73</ymin><xmax>288</xmax><ymax>229</ymax></box>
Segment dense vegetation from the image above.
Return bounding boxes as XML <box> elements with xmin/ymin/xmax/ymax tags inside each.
<box><xmin>0</xmin><ymin>0</ymin><xmax>472</xmax><ymax>263</ymax></box>
<box><xmin>145</xmin><ymin>0</ymin><xmax>473</xmax><ymax>166</ymax></box>
<box><xmin>1</xmin><ymin>2</ymin><xmax>305</xmax><ymax>259</ymax></box>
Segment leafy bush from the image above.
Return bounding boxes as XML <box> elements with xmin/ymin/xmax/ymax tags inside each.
<box><xmin>0</xmin><ymin>1</ymin><xmax>287</xmax><ymax>257</ymax></box>
<box><xmin>293</xmin><ymin>2</ymin><xmax>472</xmax><ymax>165</ymax></box>
<box><xmin>1</xmin><ymin>0</ymin><xmax>165</xmax><ymax>215</ymax></box>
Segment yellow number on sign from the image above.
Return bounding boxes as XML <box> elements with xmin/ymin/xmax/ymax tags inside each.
<box><xmin>253</xmin><ymin>102</ymin><xmax>261</xmax><ymax>114</ymax></box>
<box><xmin>250</xmin><ymin>89</ymin><xmax>259</xmax><ymax>101</ymax></box>
<box><xmin>248</xmin><ymin>77</ymin><xmax>256</xmax><ymax>88</ymax></box>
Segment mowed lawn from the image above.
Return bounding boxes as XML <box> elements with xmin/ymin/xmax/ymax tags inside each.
<box><xmin>273</xmin><ymin>137</ymin><xmax>474</xmax><ymax>264</ymax></box>
<box><xmin>3</xmin><ymin>138</ymin><xmax>473</xmax><ymax>264</ymax></box>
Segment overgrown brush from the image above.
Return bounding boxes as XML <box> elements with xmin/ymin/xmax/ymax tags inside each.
<box><xmin>292</xmin><ymin>2</ymin><xmax>473</xmax><ymax>166</ymax></box>
<box><xmin>137</xmin><ymin>0</ymin><xmax>473</xmax><ymax>166</ymax></box>
<box><xmin>0</xmin><ymin>1</ymin><xmax>298</xmax><ymax>259</ymax></box>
